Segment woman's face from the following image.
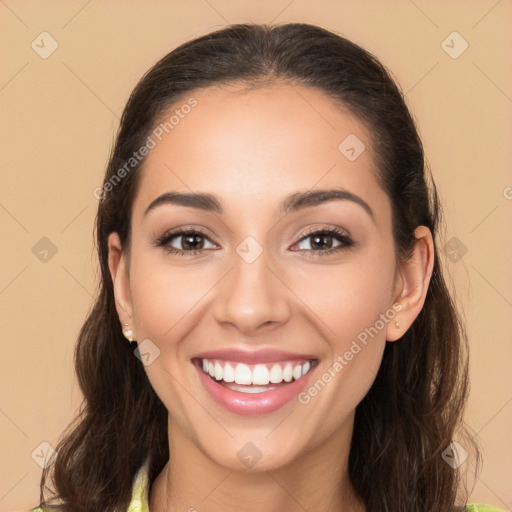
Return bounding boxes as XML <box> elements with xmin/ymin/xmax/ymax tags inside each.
<box><xmin>110</xmin><ymin>83</ymin><xmax>407</xmax><ymax>471</ymax></box>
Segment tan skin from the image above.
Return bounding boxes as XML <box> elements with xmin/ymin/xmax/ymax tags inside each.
<box><xmin>107</xmin><ymin>83</ymin><xmax>434</xmax><ymax>512</ymax></box>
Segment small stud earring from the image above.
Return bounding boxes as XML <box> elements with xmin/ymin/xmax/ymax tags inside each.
<box><xmin>122</xmin><ymin>323</ymin><xmax>135</xmax><ymax>342</ymax></box>
<box><xmin>395</xmin><ymin>321</ymin><xmax>400</xmax><ymax>329</ymax></box>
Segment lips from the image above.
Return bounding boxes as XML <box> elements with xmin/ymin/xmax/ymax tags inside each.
<box><xmin>193</xmin><ymin>348</ymin><xmax>317</xmax><ymax>364</ymax></box>
<box><xmin>192</xmin><ymin>348</ymin><xmax>319</xmax><ymax>415</ymax></box>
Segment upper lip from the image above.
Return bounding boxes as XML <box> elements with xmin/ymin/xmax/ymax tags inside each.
<box><xmin>193</xmin><ymin>348</ymin><xmax>318</xmax><ymax>364</ymax></box>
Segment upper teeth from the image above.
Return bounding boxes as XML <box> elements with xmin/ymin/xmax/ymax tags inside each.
<box><xmin>200</xmin><ymin>358</ymin><xmax>314</xmax><ymax>385</ymax></box>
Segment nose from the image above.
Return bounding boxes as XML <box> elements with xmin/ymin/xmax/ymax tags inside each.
<box><xmin>213</xmin><ymin>247</ymin><xmax>291</xmax><ymax>336</ymax></box>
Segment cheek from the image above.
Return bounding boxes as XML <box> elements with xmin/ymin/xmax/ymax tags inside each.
<box><xmin>289</xmin><ymin>250</ymin><xmax>396</xmax><ymax>347</ymax></box>
<box><xmin>293</xmin><ymin>276</ymin><xmax>393</xmax><ymax>434</ymax></box>
<box><xmin>289</xmin><ymin>249</ymin><xmax>395</xmax><ymax>405</ymax></box>
<box><xmin>127</xmin><ymin>251</ymin><xmax>212</xmax><ymax>423</ymax></box>
<box><xmin>129</xmin><ymin>250</ymin><xmax>217</xmax><ymax>340</ymax></box>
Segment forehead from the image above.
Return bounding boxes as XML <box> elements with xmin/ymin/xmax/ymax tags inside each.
<box><xmin>132</xmin><ymin>83</ymin><xmax>389</xmax><ymax>223</ymax></box>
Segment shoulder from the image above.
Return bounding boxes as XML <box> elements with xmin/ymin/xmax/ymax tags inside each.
<box><xmin>463</xmin><ymin>505</ymin><xmax>507</xmax><ymax>512</ymax></box>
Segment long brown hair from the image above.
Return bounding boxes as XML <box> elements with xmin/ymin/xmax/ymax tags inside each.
<box><xmin>40</xmin><ymin>23</ymin><xmax>478</xmax><ymax>512</ymax></box>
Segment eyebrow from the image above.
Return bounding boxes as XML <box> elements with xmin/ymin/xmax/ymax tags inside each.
<box><xmin>143</xmin><ymin>188</ymin><xmax>374</xmax><ymax>221</ymax></box>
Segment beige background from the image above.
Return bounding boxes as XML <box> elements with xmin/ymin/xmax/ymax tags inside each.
<box><xmin>1</xmin><ymin>1</ymin><xmax>511</xmax><ymax>510</ymax></box>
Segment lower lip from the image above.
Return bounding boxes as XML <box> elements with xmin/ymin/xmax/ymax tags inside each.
<box><xmin>194</xmin><ymin>360</ymin><xmax>317</xmax><ymax>416</ymax></box>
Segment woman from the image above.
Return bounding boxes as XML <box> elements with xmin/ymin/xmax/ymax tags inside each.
<box><xmin>28</xmin><ymin>23</ymin><xmax>504</xmax><ymax>512</ymax></box>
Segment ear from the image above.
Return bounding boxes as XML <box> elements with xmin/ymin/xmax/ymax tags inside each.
<box><xmin>108</xmin><ymin>232</ymin><xmax>135</xmax><ymax>338</ymax></box>
<box><xmin>386</xmin><ymin>225</ymin><xmax>435</xmax><ymax>342</ymax></box>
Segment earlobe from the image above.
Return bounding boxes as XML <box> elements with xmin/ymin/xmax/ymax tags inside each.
<box><xmin>107</xmin><ymin>233</ymin><xmax>135</xmax><ymax>334</ymax></box>
<box><xmin>386</xmin><ymin>226</ymin><xmax>435</xmax><ymax>342</ymax></box>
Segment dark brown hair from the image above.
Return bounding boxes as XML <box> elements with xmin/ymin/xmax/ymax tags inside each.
<box><xmin>40</xmin><ymin>23</ymin><xmax>478</xmax><ymax>512</ymax></box>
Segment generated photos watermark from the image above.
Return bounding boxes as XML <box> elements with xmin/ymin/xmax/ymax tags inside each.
<box><xmin>93</xmin><ymin>97</ymin><xmax>198</xmax><ymax>200</ymax></box>
<box><xmin>298</xmin><ymin>302</ymin><xmax>403</xmax><ymax>405</ymax></box>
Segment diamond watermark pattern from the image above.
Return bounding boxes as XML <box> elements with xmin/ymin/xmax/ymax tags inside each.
<box><xmin>134</xmin><ymin>338</ymin><xmax>161</xmax><ymax>366</ymax></box>
<box><xmin>443</xmin><ymin>236</ymin><xmax>468</xmax><ymax>263</ymax></box>
<box><xmin>338</xmin><ymin>134</ymin><xmax>366</xmax><ymax>161</ymax></box>
<box><xmin>31</xmin><ymin>441</ymin><xmax>57</xmax><ymax>469</ymax></box>
<box><xmin>441</xmin><ymin>32</ymin><xmax>468</xmax><ymax>59</ymax></box>
<box><xmin>441</xmin><ymin>441</ymin><xmax>468</xmax><ymax>468</ymax></box>
<box><xmin>236</xmin><ymin>236</ymin><xmax>263</xmax><ymax>264</ymax></box>
<box><xmin>32</xmin><ymin>237</ymin><xmax>58</xmax><ymax>263</ymax></box>
<box><xmin>31</xmin><ymin>32</ymin><xmax>59</xmax><ymax>59</ymax></box>
<box><xmin>237</xmin><ymin>442</ymin><xmax>262</xmax><ymax>468</ymax></box>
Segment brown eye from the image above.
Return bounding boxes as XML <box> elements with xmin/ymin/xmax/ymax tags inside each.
<box><xmin>156</xmin><ymin>229</ymin><xmax>217</xmax><ymax>256</ymax></box>
<box><xmin>180</xmin><ymin>233</ymin><xmax>206</xmax><ymax>250</ymax></box>
<box><xmin>293</xmin><ymin>228</ymin><xmax>354</xmax><ymax>255</ymax></box>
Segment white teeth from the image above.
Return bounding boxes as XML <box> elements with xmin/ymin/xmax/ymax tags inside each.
<box><xmin>252</xmin><ymin>364</ymin><xmax>270</xmax><ymax>385</ymax></box>
<box><xmin>234</xmin><ymin>363</ymin><xmax>252</xmax><ymax>385</ymax></box>
<box><xmin>199</xmin><ymin>358</ymin><xmax>315</xmax><ymax>386</ymax></box>
<box><xmin>269</xmin><ymin>363</ymin><xmax>283</xmax><ymax>383</ymax></box>
<box><xmin>223</xmin><ymin>362</ymin><xmax>235</xmax><ymax>382</ymax></box>
<box><xmin>214</xmin><ymin>361</ymin><xmax>223</xmax><ymax>381</ymax></box>
<box><xmin>223</xmin><ymin>382</ymin><xmax>278</xmax><ymax>393</ymax></box>
<box><xmin>283</xmin><ymin>364</ymin><xmax>293</xmax><ymax>382</ymax></box>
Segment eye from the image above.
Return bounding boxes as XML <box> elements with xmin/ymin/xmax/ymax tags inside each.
<box><xmin>154</xmin><ymin>226</ymin><xmax>354</xmax><ymax>257</ymax></box>
<box><xmin>155</xmin><ymin>228</ymin><xmax>218</xmax><ymax>256</ymax></box>
<box><xmin>292</xmin><ymin>227</ymin><xmax>354</xmax><ymax>255</ymax></box>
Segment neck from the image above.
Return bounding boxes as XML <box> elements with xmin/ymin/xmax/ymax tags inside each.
<box><xmin>149</xmin><ymin>414</ymin><xmax>365</xmax><ymax>512</ymax></box>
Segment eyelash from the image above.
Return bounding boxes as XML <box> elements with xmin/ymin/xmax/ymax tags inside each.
<box><xmin>294</xmin><ymin>226</ymin><xmax>355</xmax><ymax>256</ymax></box>
<box><xmin>154</xmin><ymin>226</ymin><xmax>355</xmax><ymax>257</ymax></box>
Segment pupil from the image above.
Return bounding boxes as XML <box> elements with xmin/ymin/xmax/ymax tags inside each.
<box><xmin>311</xmin><ymin>234</ymin><xmax>332</xmax><ymax>250</ymax></box>
<box><xmin>183</xmin><ymin>234</ymin><xmax>203</xmax><ymax>250</ymax></box>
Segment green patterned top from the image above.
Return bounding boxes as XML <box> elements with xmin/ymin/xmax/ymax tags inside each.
<box><xmin>463</xmin><ymin>508</ymin><xmax>506</xmax><ymax>512</ymax></box>
<box><xmin>27</xmin><ymin>462</ymin><xmax>506</xmax><ymax>511</ymax></box>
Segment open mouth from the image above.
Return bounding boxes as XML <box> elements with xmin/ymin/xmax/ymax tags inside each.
<box><xmin>193</xmin><ymin>357</ymin><xmax>318</xmax><ymax>394</ymax></box>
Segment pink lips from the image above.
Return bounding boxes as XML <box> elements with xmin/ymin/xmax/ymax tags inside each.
<box><xmin>193</xmin><ymin>348</ymin><xmax>317</xmax><ymax>364</ymax></box>
<box><xmin>192</xmin><ymin>348</ymin><xmax>318</xmax><ymax>416</ymax></box>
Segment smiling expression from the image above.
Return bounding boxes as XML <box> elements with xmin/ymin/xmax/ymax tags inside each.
<box><xmin>109</xmin><ymin>82</ymin><xmax>407</xmax><ymax>471</ymax></box>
